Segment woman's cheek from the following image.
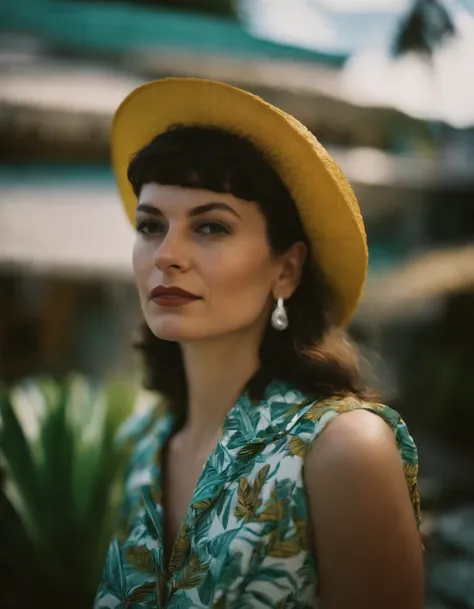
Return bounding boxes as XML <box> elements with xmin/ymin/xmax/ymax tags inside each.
<box><xmin>133</xmin><ymin>243</ymin><xmax>153</xmax><ymax>300</ymax></box>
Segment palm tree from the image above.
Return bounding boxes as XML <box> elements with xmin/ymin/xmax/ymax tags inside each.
<box><xmin>393</xmin><ymin>0</ymin><xmax>456</xmax><ymax>56</ymax></box>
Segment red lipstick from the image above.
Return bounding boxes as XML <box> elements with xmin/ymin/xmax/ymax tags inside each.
<box><xmin>150</xmin><ymin>286</ymin><xmax>200</xmax><ymax>307</ymax></box>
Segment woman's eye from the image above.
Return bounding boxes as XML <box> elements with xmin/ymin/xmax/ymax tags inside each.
<box><xmin>136</xmin><ymin>219</ymin><xmax>165</xmax><ymax>235</ymax></box>
<box><xmin>196</xmin><ymin>221</ymin><xmax>231</xmax><ymax>236</ymax></box>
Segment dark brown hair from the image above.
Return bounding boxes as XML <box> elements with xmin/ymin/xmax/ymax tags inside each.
<box><xmin>128</xmin><ymin>125</ymin><xmax>373</xmax><ymax>420</ymax></box>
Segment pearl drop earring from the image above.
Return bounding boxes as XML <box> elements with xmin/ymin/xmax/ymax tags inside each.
<box><xmin>271</xmin><ymin>298</ymin><xmax>288</xmax><ymax>331</ymax></box>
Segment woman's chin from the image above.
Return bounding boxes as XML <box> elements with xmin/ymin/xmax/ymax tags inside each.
<box><xmin>148</xmin><ymin>320</ymin><xmax>201</xmax><ymax>343</ymax></box>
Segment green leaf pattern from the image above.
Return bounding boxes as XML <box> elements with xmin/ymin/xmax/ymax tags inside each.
<box><xmin>95</xmin><ymin>380</ymin><xmax>421</xmax><ymax>608</ymax></box>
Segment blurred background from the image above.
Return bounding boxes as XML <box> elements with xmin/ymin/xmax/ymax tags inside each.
<box><xmin>0</xmin><ymin>0</ymin><xmax>473</xmax><ymax>607</ymax></box>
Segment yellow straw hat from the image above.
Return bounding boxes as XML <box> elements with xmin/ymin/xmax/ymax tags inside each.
<box><xmin>111</xmin><ymin>77</ymin><xmax>367</xmax><ymax>325</ymax></box>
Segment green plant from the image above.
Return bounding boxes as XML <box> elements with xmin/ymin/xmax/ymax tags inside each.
<box><xmin>0</xmin><ymin>375</ymin><xmax>136</xmax><ymax>609</ymax></box>
<box><xmin>393</xmin><ymin>0</ymin><xmax>455</xmax><ymax>57</ymax></box>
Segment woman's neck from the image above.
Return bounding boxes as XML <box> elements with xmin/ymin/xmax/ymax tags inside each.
<box><xmin>179</xmin><ymin>328</ymin><xmax>262</xmax><ymax>449</ymax></box>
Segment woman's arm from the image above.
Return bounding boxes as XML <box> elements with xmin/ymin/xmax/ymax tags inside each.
<box><xmin>304</xmin><ymin>409</ymin><xmax>424</xmax><ymax>609</ymax></box>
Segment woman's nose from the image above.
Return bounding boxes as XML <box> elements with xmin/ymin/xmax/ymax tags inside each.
<box><xmin>153</xmin><ymin>229</ymin><xmax>189</xmax><ymax>272</ymax></box>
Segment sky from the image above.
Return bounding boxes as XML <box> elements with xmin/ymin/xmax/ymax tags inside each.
<box><xmin>240</xmin><ymin>0</ymin><xmax>474</xmax><ymax>56</ymax></box>
<box><xmin>240</xmin><ymin>0</ymin><xmax>474</xmax><ymax>126</ymax></box>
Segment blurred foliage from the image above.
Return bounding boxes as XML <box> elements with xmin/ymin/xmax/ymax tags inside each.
<box><xmin>76</xmin><ymin>0</ymin><xmax>239</xmax><ymax>19</ymax></box>
<box><xmin>398</xmin><ymin>292</ymin><xmax>474</xmax><ymax>448</ymax></box>
<box><xmin>147</xmin><ymin>0</ymin><xmax>238</xmax><ymax>19</ymax></box>
<box><xmin>394</xmin><ymin>0</ymin><xmax>456</xmax><ymax>56</ymax></box>
<box><xmin>0</xmin><ymin>375</ymin><xmax>136</xmax><ymax>609</ymax></box>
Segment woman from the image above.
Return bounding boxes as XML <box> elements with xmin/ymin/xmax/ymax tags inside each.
<box><xmin>96</xmin><ymin>78</ymin><xmax>424</xmax><ymax>609</ymax></box>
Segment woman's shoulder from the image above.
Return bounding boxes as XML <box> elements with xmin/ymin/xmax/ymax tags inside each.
<box><xmin>282</xmin><ymin>387</ymin><xmax>414</xmax><ymax>449</ymax></box>
<box><xmin>262</xmin><ymin>382</ymin><xmax>416</xmax><ymax>456</ymax></box>
<box><xmin>291</xmin><ymin>391</ymin><xmax>421</xmax><ymax>528</ymax></box>
<box><xmin>301</xmin><ymin>400</ymin><xmax>424</xmax><ymax>605</ymax></box>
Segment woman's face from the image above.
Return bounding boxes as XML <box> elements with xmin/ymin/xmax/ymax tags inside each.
<box><xmin>133</xmin><ymin>183</ymin><xmax>304</xmax><ymax>343</ymax></box>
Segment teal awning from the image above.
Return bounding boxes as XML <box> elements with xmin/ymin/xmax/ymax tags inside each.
<box><xmin>1</xmin><ymin>0</ymin><xmax>347</xmax><ymax>65</ymax></box>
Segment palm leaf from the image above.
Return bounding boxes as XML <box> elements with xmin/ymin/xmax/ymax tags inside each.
<box><xmin>125</xmin><ymin>545</ymin><xmax>155</xmax><ymax>573</ymax></box>
<box><xmin>208</xmin><ymin>529</ymin><xmax>239</xmax><ymax>558</ymax></box>
<box><xmin>393</xmin><ymin>0</ymin><xmax>455</xmax><ymax>57</ymax></box>
<box><xmin>108</xmin><ymin>537</ymin><xmax>127</xmax><ymax>592</ymax></box>
<box><xmin>169</xmin><ymin>524</ymin><xmax>191</xmax><ymax>573</ymax></box>
<box><xmin>0</xmin><ymin>374</ymin><xmax>135</xmax><ymax>609</ymax></box>
<box><xmin>174</xmin><ymin>553</ymin><xmax>209</xmax><ymax>591</ymax></box>
<box><xmin>243</xmin><ymin>590</ymin><xmax>276</xmax><ymax>608</ymax></box>
<box><xmin>128</xmin><ymin>580</ymin><xmax>157</xmax><ymax>602</ymax></box>
<box><xmin>268</xmin><ymin>537</ymin><xmax>302</xmax><ymax>559</ymax></box>
<box><xmin>252</xmin><ymin>464</ymin><xmax>270</xmax><ymax>501</ymax></box>
<box><xmin>0</xmin><ymin>383</ymin><xmax>45</xmax><ymax>547</ymax></box>
<box><xmin>142</xmin><ymin>486</ymin><xmax>164</xmax><ymax>540</ymax></box>
<box><xmin>288</xmin><ymin>436</ymin><xmax>308</xmax><ymax>457</ymax></box>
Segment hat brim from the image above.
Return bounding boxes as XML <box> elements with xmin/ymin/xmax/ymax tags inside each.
<box><xmin>111</xmin><ymin>78</ymin><xmax>367</xmax><ymax>325</ymax></box>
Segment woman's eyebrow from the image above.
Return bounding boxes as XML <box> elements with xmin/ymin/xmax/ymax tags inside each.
<box><xmin>189</xmin><ymin>202</ymin><xmax>242</xmax><ymax>219</ymax></box>
<box><xmin>136</xmin><ymin>203</ymin><xmax>161</xmax><ymax>215</ymax></box>
<box><xmin>135</xmin><ymin>201</ymin><xmax>242</xmax><ymax>219</ymax></box>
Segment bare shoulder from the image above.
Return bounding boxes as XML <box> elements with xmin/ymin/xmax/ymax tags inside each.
<box><xmin>304</xmin><ymin>407</ymin><xmax>413</xmax><ymax>513</ymax></box>
<box><xmin>306</xmin><ymin>408</ymin><xmax>399</xmax><ymax>475</ymax></box>
<box><xmin>304</xmin><ymin>408</ymin><xmax>424</xmax><ymax>609</ymax></box>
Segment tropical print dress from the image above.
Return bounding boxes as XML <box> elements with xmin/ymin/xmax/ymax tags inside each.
<box><xmin>95</xmin><ymin>380</ymin><xmax>421</xmax><ymax>609</ymax></box>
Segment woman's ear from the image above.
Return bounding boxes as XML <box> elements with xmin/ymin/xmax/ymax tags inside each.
<box><xmin>274</xmin><ymin>241</ymin><xmax>307</xmax><ymax>299</ymax></box>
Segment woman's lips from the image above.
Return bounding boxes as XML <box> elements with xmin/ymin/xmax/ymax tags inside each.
<box><xmin>150</xmin><ymin>286</ymin><xmax>200</xmax><ymax>307</ymax></box>
<box><xmin>151</xmin><ymin>294</ymin><xmax>199</xmax><ymax>307</ymax></box>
